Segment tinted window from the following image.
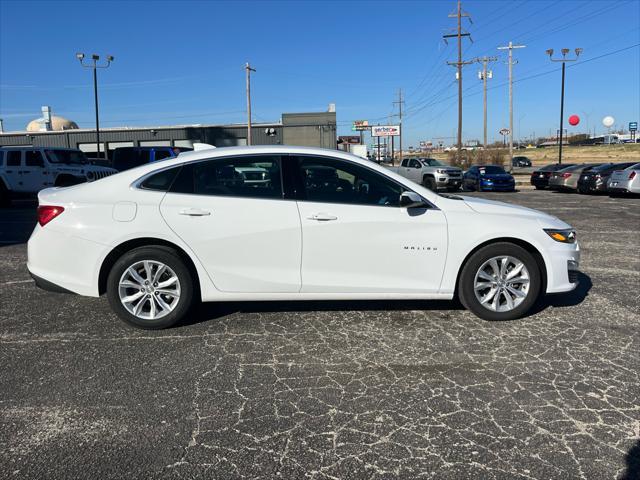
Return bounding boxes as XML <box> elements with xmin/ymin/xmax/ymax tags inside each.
<box><xmin>478</xmin><ymin>166</ymin><xmax>506</xmax><ymax>174</ymax></box>
<box><xmin>25</xmin><ymin>150</ymin><xmax>44</xmax><ymax>167</ymax></box>
<box><xmin>0</xmin><ymin>150</ymin><xmax>4</xmax><ymax>167</ymax></box>
<box><xmin>113</xmin><ymin>148</ymin><xmax>146</xmax><ymax>171</ymax></box>
<box><xmin>296</xmin><ymin>156</ymin><xmax>403</xmax><ymax>207</ymax></box>
<box><xmin>171</xmin><ymin>156</ymin><xmax>282</xmax><ymax>199</ymax></box>
<box><xmin>154</xmin><ymin>149</ymin><xmax>173</xmax><ymax>161</ymax></box>
<box><xmin>6</xmin><ymin>151</ymin><xmax>21</xmax><ymax>166</ymax></box>
<box><xmin>409</xmin><ymin>159</ymin><xmax>421</xmax><ymax>168</ymax></box>
<box><xmin>421</xmin><ymin>158</ymin><xmax>443</xmax><ymax>166</ymax></box>
<box><xmin>140</xmin><ymin>166</ymin><xmax>182</xmax><ymax>191</ymax></box>
<box><xmin>401</xmin><ymin>159</ymin><xmax>408</xmax><ymax>167</ymax></box>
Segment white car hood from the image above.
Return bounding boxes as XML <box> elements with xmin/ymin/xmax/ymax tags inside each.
<box><xmin>459</xmin><ymin>195</ymin><xmax>570</xmax><ymax>228</ymax></box>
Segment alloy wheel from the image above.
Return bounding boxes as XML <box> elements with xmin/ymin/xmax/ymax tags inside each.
<box><xmin>118</xmin><ymin>260</ymin><xmax>181</xmax><ymax>320</ymax></box>
<box><xmin>473</xmin><ymin>255</ymin><xmax>530</xmax><ymax>312</ymax></box>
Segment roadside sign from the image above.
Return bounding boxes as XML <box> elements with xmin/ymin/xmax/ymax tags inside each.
<box><xmin>629</xmin><ymin>122</ymin><xmax>638</xmax><ymax>131</ymax></box>
<box><xmin>352</xmin><ymin>120</ymin><xmax>370</xmax><ymax>131</ymax></box>
<box><xmin>371</xmin><ymin>125</ymin><xmax>400</xmax><ymax>137</ymax></box>
<box><xmin>499</xmin><ymin>128</ymin><xmax>510</xmax><ymax>136</ymax></box>
<box><xmin>338</xmin><ymin>135</ymin><xmax>360</xmax><ymax>144</ymax></box>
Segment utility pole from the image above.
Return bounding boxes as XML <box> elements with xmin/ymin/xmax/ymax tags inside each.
<box><xmin>444</xmin><ymin>0</ymin><xmax>472</xmax><ymax>162</ymax></box>
<box><xmin>497</xmin><ymin>41</ymin><xmax>525</xmax><ymax>165</ymax></box>
<box><xmin>476</xmin><ymin>56</ymin><xmax>497</xmax><ymax>148</ymax></box>
<box><xmin>393</xmin><ymin>88</ymin><xmax>404</xmax><ymax>164</ymax></box>
<box><xmin>546</xmin><ymin>48</ymin><xmax>582</xmax><ymax>164</ymax></box>
<box><xmin>245</xmin><ymin>62</ymin><xmax>256</xmax><ymax>145</ymax></box>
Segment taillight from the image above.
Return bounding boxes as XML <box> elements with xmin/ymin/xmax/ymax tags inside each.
<box><xmin>561</xmin><ymin>172</ymin><xmax>572</xmax><ymax>178</ymax></box>
<box><xmin>37</xmin><ymin>205</ymin><xmax>65</xmax><ymax>227</ymax></box>
<box><xmin>630</xmin><ymin>171</ymin><xmax>637</xmax><ymax>180</ymax></box>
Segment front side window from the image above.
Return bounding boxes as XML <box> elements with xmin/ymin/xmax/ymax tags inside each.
<box><xmin>170</xmin><ymin>155</ymin><xmax>282</xmax><ymax>199</ymax></box>
<box><xmin>153</xmin><ymin>149</ymin><xmax>173</xmax><ymax>161</ymax></box>
<box><xmin>421</xmin><ymin>158</ymin><xmax>443</xmax><ymax>166</ymax></box>
<box><xmin>295</xmin><ymin>156</ymin><xmax>403</xmax><ymax>207</ymax></box>
<box><xmin>409</xmin><ymin>159</ymin><xmax>421</xmax><ymax>168</ymax></box>
<box><xmin>25</xmin><ymin>150</ymin><xmax>44</xmax><ymax>167</ymax></box>
<box><xmin>6</xmin><ymin>151</ymin><xmax>21</xmax><ymax>166</ymax></box>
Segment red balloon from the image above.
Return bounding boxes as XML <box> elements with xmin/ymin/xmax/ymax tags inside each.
<box><xmin>568</xmin><ymin>115</ymin><xmax>580</xmax><ymax>126</ymax></box>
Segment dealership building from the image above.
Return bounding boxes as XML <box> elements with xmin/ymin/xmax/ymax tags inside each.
<box><xmin>0</xmin><ymin>109</ymin><xmax>337</xmax><ymax>158</ymax></box>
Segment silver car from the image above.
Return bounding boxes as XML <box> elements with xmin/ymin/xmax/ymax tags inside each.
<box><xmin>607</xmin><ymin>162</ymin><xmax>640</xmax><ymax>194</ymax></box>
<box><xmin>548</xmin><ymin>164</ymin><xmax>603</xmax><ymax>191</ymax></box>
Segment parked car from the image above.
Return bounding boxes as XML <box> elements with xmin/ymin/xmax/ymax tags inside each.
<box><xmin>511</xmin><ymin>156</ymin><xmax>532</xmax><ymax>167</ymax></box>
<box><xmin>389</xmin><ymin>157</ymin><xmax>462</xmax><ymax>191</ymax></box>
<box><xmin>111</xmin><ymin>146</ymin><xmax>192</xmax><ymax>172</ymax></box>
<box><xmin>530</xmin><ymin>163</ymin><xmax>576</xmax><ymax>190</ymax></box>
<box><xmin>607</xmin><ymin>162</ymin><xmax>640</xmax><ymax>195</ymax></box>
<box><xmin>28</xmin><ymin>145</ymin><xmax>580</xmax><ymax>329</ymax></box>
<box><xmin>548</xmin><ymin>164</ymin><xmax>604</xmax><ymax>192</ymax></box>
<box><xmin>463</xmin><ymin>165</ymin><xmax>515</xmax><ymax>191</ymax></box>
<box><xmin>577</xmin><ymin>162</ymin><xmax>637</xmax><ymax>194</ymax></box>
<box><xmin>0</xmin><ymin>147</ymin><xmax>116</xmax><ymax>207</ymax></box>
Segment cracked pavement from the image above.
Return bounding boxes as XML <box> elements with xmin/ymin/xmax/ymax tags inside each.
<box><xmin>1</xmin><ymin>190</ymin><xmax>639</xmax><ymax>479</ymax></box>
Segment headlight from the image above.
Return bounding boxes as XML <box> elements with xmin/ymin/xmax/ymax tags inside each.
<box><xmin>436</xmin><ymin>169</ymin><xmax>447</xmax><ymax>174</ymax></box>
<box><xmin>544</xmin><ymin>228</ymin><xmax>576</xmax><ymax>243</ymax></box>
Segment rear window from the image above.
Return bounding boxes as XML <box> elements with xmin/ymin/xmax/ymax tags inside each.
<box><xmin>154</xmin><ymin>149</ymin><xmax>173</xmax><ymax>161</ymax></box>
<box><xmin>113</xmin><ymin>148</ymin><xmax>147</xmax><ymax>171</ymax></box>
<box><xmin>6</xmin><ymin>151</ymin><xmax>21</xmax><ymax>166</ymax></box>
<box><xmin>140</xmin><ymin>166</ymin><xmax>182</xmax><ymax>191</ymax></box>
<box><xmin>46</xmin><ymin>149</ymin><xmax>87</xmax><ymax>164</ymax></box>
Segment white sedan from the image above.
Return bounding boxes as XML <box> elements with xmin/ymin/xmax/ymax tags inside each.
<box><xmin>27</xmin><ymin>146</ymin><xmax>580</xmax><ymax>329</ymax></box>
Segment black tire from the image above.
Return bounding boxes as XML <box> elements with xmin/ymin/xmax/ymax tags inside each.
<box><xmin>458</xmin><ymin>242</ymin><xmax>541</xmax><ymax>321</ymax></box>
<box><xmin>534</xmin><ymin>185</ymin><xmax>544</xmax><ymax>190</ymax></box>
<box><xmin>0</xmin><ymin>181</ymin><xmax>11</xmax><ymax>207</ymax></box>
<box><xmin>106</xmin><ymin>246</ymin><xmax>195</xmax><ymax>329</ymax></box>
<box><xmin>423</xmin><ymin>176</ymin><xmax>437</xmax><ymax>191</ymax></box>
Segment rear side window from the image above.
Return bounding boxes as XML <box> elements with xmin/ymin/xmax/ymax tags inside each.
<box><xmin>170</xmin><ymin>156</ymin><xmax>283</xmax><ymax>199</ymax></box>
<box><xmin>0</xmin><ymin>150</ymin><xmax>4</xmax><ymax>167</ymax></box>
<box><xmin>153</xmin><ymin>149</ymin><xmax>173</xmax><ymax>161</ymax></box>
<box><xmin>6</xmin><ymin>151</ymin><xmax>21</xmax><ymax>166</ymax></box>
<box><xmin>140</xmin><ymin>166</ymin><xmax>182</xmax><ymax>191</ymax></box>
<box><xmin>113</xmin><ymin>149</ymin><xmax>145</xmax><ymax>171</ymax></box>
<box><xmin>25</xmin><ymin>150</ymin><xmax>45</xmax><ymax>167</ymax></box>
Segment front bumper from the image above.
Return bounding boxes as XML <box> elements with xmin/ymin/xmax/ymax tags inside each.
<box><xmin>436</xmin><ymin>176</ymin><xmax>463</xmax><ymax>188</ymax></box>
<box><xmin>545</xmin><ymin>243</ymin><xmax>581</xmax><ymax>293</ymax></box>
<box><xmin>480</xmin><ymin>181</ymin><xmax>515</xmax><ymax>191</ymax></box>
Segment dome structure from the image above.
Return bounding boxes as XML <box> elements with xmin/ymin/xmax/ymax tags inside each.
<box><xmin>26</xmin><ymin>115</ymin><xmax>79</xmax><ymax>132</ymax></box>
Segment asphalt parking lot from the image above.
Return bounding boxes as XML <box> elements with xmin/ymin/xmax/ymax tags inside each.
<box><xmin>1</xmin><ymin>191</ymin><xmax>639</xmax><ymax>480</ymax></box>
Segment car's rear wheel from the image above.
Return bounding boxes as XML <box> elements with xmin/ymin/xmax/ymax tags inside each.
<box><xmin>458</xmin><ymin>242</ymin><xmax>541</xmax><ymax>321</ymax></box>
<box><xmin>107</xmin><ymin>246</ymin><xmax>195</xmax><ymax>329</ymax></box>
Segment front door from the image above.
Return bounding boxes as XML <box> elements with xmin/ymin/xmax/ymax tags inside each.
<box><xmin>159</xmin><ymin>154</ymin><xmax>302</xmax><ymax>293</ymax></box>
<box><xmin>291</xmin><ymin>155</ymin><xmax>448</xmax><ymax>294</ymax></box>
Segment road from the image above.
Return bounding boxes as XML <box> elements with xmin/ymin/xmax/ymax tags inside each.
<box><xmin>1</xmin><ymin>191</ymin><xmax>639</xmax><ymax>479</ymax></box>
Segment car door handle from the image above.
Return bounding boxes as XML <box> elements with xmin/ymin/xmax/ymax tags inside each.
<box><xmin>308</xmin><ymin>213</ymin><xmax>337</xmax><ymax>221</ymax></box>
<box><xmin>179</xmin><ymin>208</ymin><xmax>211</xmax><ymax>216</ymax></box>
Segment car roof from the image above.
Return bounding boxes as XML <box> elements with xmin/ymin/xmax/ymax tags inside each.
<box><xmin>0</xmin><ymin>146</ymin><xmax>81</xmax><ymax>151</ymax></box>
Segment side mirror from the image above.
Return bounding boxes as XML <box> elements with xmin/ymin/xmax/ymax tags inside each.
<box><xmin>400</xmin><ymin>191</ymin><xmax>427</xmax><ymax>208</ymax></box>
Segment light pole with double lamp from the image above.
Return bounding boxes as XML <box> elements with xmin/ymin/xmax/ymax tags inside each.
<box><xmin>546</xmin><ymin>48</ymin><xmax>582</xmax><ymax>165</ymax></box>
<box><xmin>76</xmin><ymin>53</ymin><xmax>114</xmax><ymax>159</ymax></box>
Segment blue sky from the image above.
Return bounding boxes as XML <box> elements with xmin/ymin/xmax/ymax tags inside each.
<box><xmin>1</xmin><ymin>0</ymin><xmax>638</xmax><ymax>146</ymax></box>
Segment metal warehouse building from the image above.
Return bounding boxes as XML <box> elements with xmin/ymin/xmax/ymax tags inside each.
<box><xmin>0</xmin><ymin>111</ymin><xmax>337</xmax><ymax>158</ymax></box>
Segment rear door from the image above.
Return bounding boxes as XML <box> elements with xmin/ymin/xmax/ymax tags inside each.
<box><xmin>4</xmin><ymin>150</ymin><xmax>25</xmax><ymax>192</ymax></box>
<box><xmin>291</xmin><ymin>155</ymin><xmax>447</xmax><ymax>294</ymax></box>
<box><xmin>159</xmin><ymin>154</ymin><xmax>302</xmax><ymax>293</ymax></box>
<box><xmin>22</xmin><ymin>149</ymin><xmax>47</xmax><ymax>192</ymax></box>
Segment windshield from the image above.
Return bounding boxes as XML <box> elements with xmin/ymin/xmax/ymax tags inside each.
<box><xmin>45</xmin><ymin>149</ymin><xmax>88</xmax><ymax>165</ymax></box>
<box><xmin>478</xmin><ymin>166</ymin><xmax>506</xmax><ymax>175</ymax></box>
<box><xmin>420</xmin><ymin>158</ymin><xmax>444</xmax><ymax>166</ymax></box>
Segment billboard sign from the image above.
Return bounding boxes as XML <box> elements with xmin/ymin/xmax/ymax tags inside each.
<box><xmin>352</xmin><ymin>120</ymin><xmax>370</xmax><ymax>131</ymax></box>
<box><xmin>629</xmin><ymin>122</ymin><xmax>638</xmax><ymax>132</ymax></box>
<box><xmin>371</xmin><ymin>125</ymin><xmax>400</xmax><ymax>137</ymax></box>
<box><xmin>338</xmin><ymin>135</ymin><xmax>361</xmax><ymax>145</ymax></box>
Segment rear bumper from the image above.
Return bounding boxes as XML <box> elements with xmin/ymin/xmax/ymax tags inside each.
<box><xmin>27</xmin><ymin>224</ymin><xmax>108</xmax><ymax>297</ymax></box>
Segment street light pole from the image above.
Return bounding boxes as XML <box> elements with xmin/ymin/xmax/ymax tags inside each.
<box><xmin>546</xmin><ymin>48</ymin><xmax>582</xmax><ymax>165</ymax></box>
<box><xmin>76</xmin><ymin>53</ymin><xmax>114</xmax><ymax>159</ymax></box>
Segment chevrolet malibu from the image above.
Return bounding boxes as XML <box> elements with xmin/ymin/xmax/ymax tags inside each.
<box><xmin>27</xmin><ymin>146</ymin><xmax>580</xmax><ymax>329</ymax></box>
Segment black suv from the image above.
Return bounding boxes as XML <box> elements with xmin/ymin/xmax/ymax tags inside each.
<box><xmin>511</xmin><ymin>156</ymin><xmax>532</xmax><ymax>167</ymax></box>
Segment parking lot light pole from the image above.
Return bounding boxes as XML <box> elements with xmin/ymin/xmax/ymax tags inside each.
<box><xmin>76</xmin><ymin>53</ymin><xmax>114</xmax><ymax>159</ymax></box>
<box><xmin>546</xmin><ymin>48</ymin><xmax>582</xmax><ymax>165</ymax></box>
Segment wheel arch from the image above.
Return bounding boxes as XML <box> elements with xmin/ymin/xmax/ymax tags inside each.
<box><xmin>453</xmin><ymin>237</ymin><xmax>548</xmax><ymax>298</ymax></box>
<box><xmin>98</xmin><ymin>237</ymin><xmax>202</xmax><ymax>296</ymax></box>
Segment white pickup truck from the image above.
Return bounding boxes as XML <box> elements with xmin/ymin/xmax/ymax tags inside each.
<box><xmin>389</xmin><ymin>157</ymin><xmax>463</xmax><ymax>191</ymax></box>
<box><xmin>0</xmin><ymin>147</ymin><xmax>117</xmax><ymax>206</ymax></box>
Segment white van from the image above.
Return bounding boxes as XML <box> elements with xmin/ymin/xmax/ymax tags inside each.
<box><xmin>0</xmin><ymin>147</ymin><xmax>117</xmax><ymax>206</ymax></box>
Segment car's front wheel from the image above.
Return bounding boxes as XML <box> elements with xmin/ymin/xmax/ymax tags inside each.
<box><xmin>458</xmin><ymin>242</ymin><xmax>541</xmax><ymax>321</ymax></box>
<box><xmin>106</xmin><ymin>246</ymin><xmax>195</xmax><ymax>329</ymax></box>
